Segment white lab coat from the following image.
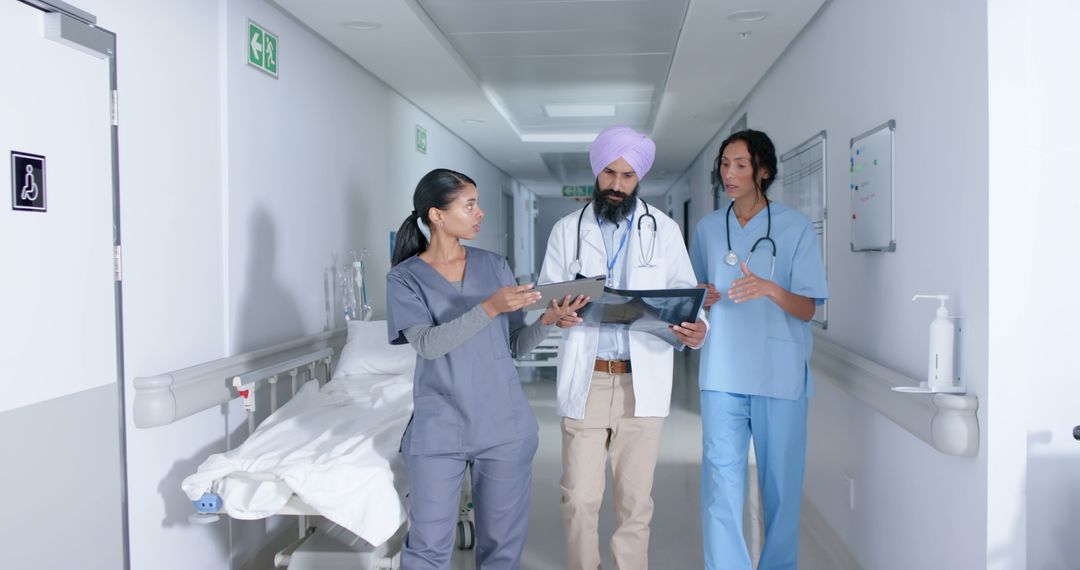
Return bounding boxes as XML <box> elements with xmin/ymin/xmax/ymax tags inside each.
<box><xmin>538</xmin><ymin>198</ymin><xmax>705</xmax><ymax>420</ymax></box>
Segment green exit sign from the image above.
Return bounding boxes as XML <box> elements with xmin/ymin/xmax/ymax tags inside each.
<box><xmin>562</xmin><ymin>185</ymin><xmax>594</xmax><ymax>197</ymax></box>
<box><xmin>247</xmin><ymin>20</ymin><xmax>278</xmax><ymax>78</ymax></box>
<box><xmin>415</xmin><ymin>125</ymin><xmax>428</xmax><ymax>154</ymax></box>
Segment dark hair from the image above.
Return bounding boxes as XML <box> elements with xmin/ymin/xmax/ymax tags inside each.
<box><xmin>715</xmin><ymin>129</ymin><xmax>778</xmax><ymax>195</ymax></box>
<box><xmin>391</xmin><ymin>168</ymin><xmax>477</xmax><ymax>266</ymax></box>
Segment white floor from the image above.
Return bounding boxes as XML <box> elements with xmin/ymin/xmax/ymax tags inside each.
<box><xmin>451</xmin><ymin>367</ymin><xmax>838</xmax><ymax>570</ymax></box>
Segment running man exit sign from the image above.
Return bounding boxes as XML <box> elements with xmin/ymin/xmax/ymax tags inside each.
<box><xmin>247</xmin><ymin>20</ymin><xmax>278</xmax><ymax>78</ymax></box>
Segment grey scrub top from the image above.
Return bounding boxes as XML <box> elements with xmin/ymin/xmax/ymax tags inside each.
<box><xmin>386</xmin><ymin>246</ymin><xmax>539</xmax><ymax>455</ymax></box>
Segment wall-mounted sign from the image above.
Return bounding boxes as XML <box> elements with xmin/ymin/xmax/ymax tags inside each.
<box><xmin>247</xmin><ymin>20</ymin><xmax>278</xmax><ymax>78</ymax></box>
<box><xmin>415</xmin><ymin>125</ymin><xmax>427</xmax><ymax>154</ymax></box>
<box><xmin>11</xmin><ymin>151</ymin><xmax>46</xmax><ymax>212</ymax></box>
<box><xmin>561</xmin><ymin>185</ymin><xmax>593</xmax><ymax>198</ymax></box>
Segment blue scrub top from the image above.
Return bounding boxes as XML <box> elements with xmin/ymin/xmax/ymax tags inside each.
<box><xmin>690</xmin><ymin>201</ymin><xmax>828</xmax><ymax>400</ymax></box>
<box><xmin>386</xmin><ymin>247</ymin><xmax>538</xmax><ymax>455</ymax></box>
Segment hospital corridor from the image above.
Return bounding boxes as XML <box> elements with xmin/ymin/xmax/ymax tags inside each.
<box><xmin>452</xmin><ymin>369</ymin><xmax>838</xmax><ymax>570</ymax></box>
<box><xmin>1</xmin><ymin>0</ymin><xmax>1078</xmax><ymax>569</ymax></box>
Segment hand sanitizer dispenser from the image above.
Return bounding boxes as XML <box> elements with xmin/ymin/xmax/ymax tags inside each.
<box><xmin>912</xmin><ymin>295</ymin><xmax>955</xmax><ymax>391</ymax></box>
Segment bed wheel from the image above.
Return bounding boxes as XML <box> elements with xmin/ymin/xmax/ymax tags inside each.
<box><xmin>456</xmin><ymin>520</ymin><xmax>475</xmax><ymax>550</ymax></box>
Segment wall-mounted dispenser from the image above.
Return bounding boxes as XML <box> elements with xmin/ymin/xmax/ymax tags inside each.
<box><xmin>893</xmin><ymin>294</ymin><xmax>964</xmax><ymax>394</ymax></box>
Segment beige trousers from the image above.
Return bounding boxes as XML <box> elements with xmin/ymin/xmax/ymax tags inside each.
<box><xmin>560</xmin><ymin>371</ymin><xmax>665</xmax><ymax>570</ymax></box>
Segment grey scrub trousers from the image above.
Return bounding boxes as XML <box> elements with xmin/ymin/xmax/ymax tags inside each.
<box><xmin>387</xmin><ymin>247</ymin><xmax>541</xmax><ymax>570</ymax></box>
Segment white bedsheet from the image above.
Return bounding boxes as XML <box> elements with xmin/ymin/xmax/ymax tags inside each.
<box><xmin>181</xmin><ymin>372</ymin><xmax>413</xmax><ymax>546</ymax></box>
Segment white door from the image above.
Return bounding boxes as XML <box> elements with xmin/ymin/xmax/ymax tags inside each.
<box><xmin>0</xmin><ymin>2</ymin><xmax>124</xmax><ymax>568</ymax></box>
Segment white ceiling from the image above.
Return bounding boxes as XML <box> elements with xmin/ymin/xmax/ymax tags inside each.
<box><xmin>272</xmin><ymin>0</ymin><xmax>827</xmax><ymax>196</ymax></box>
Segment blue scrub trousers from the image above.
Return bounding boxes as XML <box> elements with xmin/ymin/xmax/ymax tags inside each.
<box><xmin>401</xmin><ymin>434</ymin><xmax>539</xmax><ymax>570</ymax></box>
<box><xmin>700</xmin><ymin>391</ymin><xmax>808</xmax><ymax>570</ymax></box>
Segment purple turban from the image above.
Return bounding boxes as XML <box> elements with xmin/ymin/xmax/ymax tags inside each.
<box><xmin>589</xmin><ymin>125</ymin><xmax>656</xmax><ymax>180</ymax></box>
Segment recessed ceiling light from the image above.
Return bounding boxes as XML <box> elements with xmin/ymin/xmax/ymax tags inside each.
<box><xmin>726</xmin><ymin>9</ymin><xmax>770</xmax><ymax>23</ymax></box>
<box><xmin>341</xmin><ymin>20</ymin><xmax>381</xmax><ymax>30</ymax></box>
<box><xmin>461</xmin><ymin>118</ymin><xmax>485</xmax><ymax>124</ymax></box>
<box><xmin>520</xmin><ymin>133</ymin><xmax>598</xmax><ymax>143</ymax></box>
<box><xmin>543</xmin><ymin>104</ymin><xmax>616</xmax><ymax>118</ymax></box>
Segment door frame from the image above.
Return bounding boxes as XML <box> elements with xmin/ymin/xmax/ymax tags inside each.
<box><xmin>18</xmin><ymin>2</ymin><xmax>130</xmax><ymax>568</ymax></box>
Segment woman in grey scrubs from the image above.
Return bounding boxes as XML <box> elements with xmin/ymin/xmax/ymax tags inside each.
<box><xmin>387</xmin><ymin>169</ymin><xmax>587</xmax><ymax>569</ymax></box>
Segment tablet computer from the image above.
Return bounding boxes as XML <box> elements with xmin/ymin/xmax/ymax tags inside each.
<box><xmin>524</xmin><ymin>275</ymin><xmax>606</xmax><ymax>312</ymax></box>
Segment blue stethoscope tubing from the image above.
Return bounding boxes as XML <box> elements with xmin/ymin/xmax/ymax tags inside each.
<box><xmin>725</xmin><ymin>198</ymin><xmax>777</xmax><ymax>278</ymax></box>
<box><xmin>569</xmin><ymin>199</ymin><xmax>657</xmax><ymax>275</ymax></box>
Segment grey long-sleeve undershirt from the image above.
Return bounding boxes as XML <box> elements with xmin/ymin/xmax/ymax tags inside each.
<box><xmin>403</xmin><ymin>303</ymin><xmax>554</xmax><ymax>361</ymax></box>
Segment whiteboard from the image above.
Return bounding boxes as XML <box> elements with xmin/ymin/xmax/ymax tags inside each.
<box><xmin>850</xmin><ymin>120</ymin><xmax>895</xmax><ymax>251</ymax></box>
<box><xmin>779</xmin><ymin>131</ymin><xmax>828</xmax><ymax>329</ymax></box>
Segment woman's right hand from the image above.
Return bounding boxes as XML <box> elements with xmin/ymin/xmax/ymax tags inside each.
<box><xmin>541</xmin><ymin>294</ymin><xmax>590</xmax><ymax>327</ymax></box>
<box><xmin>699</xmin><ymin>283</ymin><xmax>722</xmax><ymax>309</ymax></box>
<box><xmin>482</xmin><ymin>284</ymin><xmax>542</xmax><ymax>317</ymax></box>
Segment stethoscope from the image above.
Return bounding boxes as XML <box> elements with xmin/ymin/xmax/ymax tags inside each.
<box><xmin>724</xmin><ymin>198</ymin><xmax>777</xmax><ymax>279</ymax></box>
<box><xmin>568</xmin><ymin>199</ymin><xmax>657</xmax><ymax>276</ymax></box>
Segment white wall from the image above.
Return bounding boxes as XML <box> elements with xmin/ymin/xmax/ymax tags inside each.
<box><xmin>987</xmin><ymin>1</ymin><xmax>1080</xmax><ymax>567</ymax></box>
<box><xmin>224</xmin><ymin>0</ymin><xmax>515</xmax><ymax>355</ymax></box>
<box><xmin>534</xmin><ymin>196</ymin><xmax>588</xmax><ymax>274</ymax></box>
<box><xmin>75</xmin><ymin>0</ymin><xmax>521</xmax><ymax>568</ymax></box>
<box><xmin>673</xmin><ymin>0</ymin><xmax>989</xmax><ymax>567</ymax></box>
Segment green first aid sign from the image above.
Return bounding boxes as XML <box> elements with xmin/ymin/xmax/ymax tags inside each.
<box><xmin>247</xmin><ymin>20</ymin><xmax>278</xmax><ymax>77</ymax></box>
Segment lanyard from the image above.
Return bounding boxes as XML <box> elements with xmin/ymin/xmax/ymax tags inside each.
<box><xmin>598</xmin><ymin>215</ymin><xmax>632</xmax><ymax>278</ymax></box>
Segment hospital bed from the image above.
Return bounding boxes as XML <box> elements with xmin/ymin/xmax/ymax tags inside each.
<box><xmin>513</xmin><ymin>309</ymin><xmax>562</xmax><ymax>369</ymax></box>
<box><xmin>134</xmin><ymin>319</ymin><xmax>476</xmax><ymax>569</ymax></box>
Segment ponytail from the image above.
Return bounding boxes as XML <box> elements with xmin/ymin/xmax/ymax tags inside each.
<box><xmin>392</xmin><ymin>212</ymin><xmax>429</xmax><ymax>266</ymax></box>
<box><xmin>390</xmin><ymin>168</ymin><xmax>477</xmax><ymax>266</ymax></box>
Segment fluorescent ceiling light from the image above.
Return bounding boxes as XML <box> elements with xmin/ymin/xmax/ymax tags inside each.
<box><xmin>726</xmin><ymin>10</ymin><xmax>770</xmax><ymax>23</ymax></box>
<box><xmin>543</xmin><ymin>104</ymin><xmax>616</xmax><ymax>118</ymax></box>
<box><xmin>341</xmin><ymin>20</ymin><xmax>381</xmax><ymax>30</ymax></box>
<box><xmin>520</xmin><ymin>133</ymin><xmax>598</xmax><ymax>143</ymax></box>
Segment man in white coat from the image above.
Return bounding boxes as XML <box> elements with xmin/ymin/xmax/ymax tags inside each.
<box><xmin>538</xmin><ymin>125</ymin><xmax>707</xmax><ymax>570</ymax></box>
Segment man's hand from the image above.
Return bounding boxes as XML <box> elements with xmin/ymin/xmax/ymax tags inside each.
<box><xmin>670</xmin><ymin>319</ymin><xmax>707</xmax><ymax>348</ymax></box>
<box><xmin>698</xmin><ymin>283</ymin><xmax>722</xmax><ymax>309</ymax></box>
<box><xmin>555</xmin><ymin>314</ymin><xmax>585</xmax><ymax>328</ymax></box>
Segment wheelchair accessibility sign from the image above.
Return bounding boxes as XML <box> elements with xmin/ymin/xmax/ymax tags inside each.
<box><xmin>11</xmin><ymin>151</ymin><xmax>46</xmax><ymax>212</ymax></box>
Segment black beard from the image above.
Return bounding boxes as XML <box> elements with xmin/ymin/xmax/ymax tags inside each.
<box><xmin>592</xmin><ymin>184</ymin><xmax>638</xmax><ymax>226</ymax></box>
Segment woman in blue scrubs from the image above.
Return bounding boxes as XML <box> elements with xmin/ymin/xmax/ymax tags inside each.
<box><xmin>690</xmin><ymin>130</ymin><xmax>828</xmax><ymax>570</ymax></box>
<box><xmin>386</xmin><ymin>169</ymin><xmax>587</xmax><ymax>569</ymax></box>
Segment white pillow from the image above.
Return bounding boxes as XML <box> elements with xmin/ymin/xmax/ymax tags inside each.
<box><xmin>332</xmin><ymin>319</ymin><xmax>416</xmax><ymax>379</ymax></box>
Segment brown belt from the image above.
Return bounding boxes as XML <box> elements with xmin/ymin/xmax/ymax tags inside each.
<box><xmin>594</xmin><ymin>359</ymin><xmax>632</xmax><ymax>375</ymax></box>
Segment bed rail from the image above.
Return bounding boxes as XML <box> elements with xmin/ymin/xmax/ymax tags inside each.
<box><xmin>133</xmin><ymin>328</ymin><xmax>347</xmax><ymax>429</ymax></box>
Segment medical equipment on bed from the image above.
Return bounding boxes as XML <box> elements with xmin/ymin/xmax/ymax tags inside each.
<box><xmin>343</xmin><ymin>248</ymin><xmax>374</xmax><ymax>321</ymax></box>
<box><xmin>134</xmin><ymin>312</ymin><xmax>429</xmax><ymax>569</ymax></box>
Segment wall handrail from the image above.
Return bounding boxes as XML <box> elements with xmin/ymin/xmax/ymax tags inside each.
<box><xmin>811</xmin><ymin>334</ymin><xmax>979</xmax><ymax>457</ymax></box>
<box><xmin>133</xmin><ymin>327</ymin><xmax>347</xmax><ymax>429</ymax></box>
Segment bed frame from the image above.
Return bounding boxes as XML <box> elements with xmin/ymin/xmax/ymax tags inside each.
<box><xmin>133</xmin><ymin>327</ymin><xmax>418</xmax><ymax>569</ymax></box>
